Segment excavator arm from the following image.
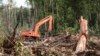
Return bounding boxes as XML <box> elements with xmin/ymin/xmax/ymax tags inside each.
<box><xmin>20</xmin><ymin>15</ymin><xmax>53</xmax><ymax>38</ymax></box>
<box><xmin>34</xmin><ymin>15</ymin><xmax>53</xmax><ymax>34</ymax></box>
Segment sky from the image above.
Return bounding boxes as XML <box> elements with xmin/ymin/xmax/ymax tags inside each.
<box><xmin>3</xmin><ymin>0</ymin><xmax>30</xmax><ymax>8</ymax></box>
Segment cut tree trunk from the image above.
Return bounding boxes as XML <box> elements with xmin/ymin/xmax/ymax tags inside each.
<box><xmin>75</xmin><ymin>35</ymin><xmax>86</xmax><ymax>53</ymax></box>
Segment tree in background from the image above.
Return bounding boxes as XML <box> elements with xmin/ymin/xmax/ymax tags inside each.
<box><xmin>0</xmin><ymin>0</ymin><xmax>100</xmax><ymax>37</ymax></box>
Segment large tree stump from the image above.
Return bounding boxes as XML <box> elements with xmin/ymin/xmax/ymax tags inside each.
<box><xmin>75</xmin><ymin>35</ymin><xmax>86</xmax><ymax>53</ymax></box>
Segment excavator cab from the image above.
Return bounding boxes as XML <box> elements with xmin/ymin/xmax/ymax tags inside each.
<box><xmin>20</xmin><ymin>15</ymin><xmax>53</xmax><ymax>38</ymax></box>
<box><xmin>20</xmin><ymin>31</ymin><xmax>40</xmax><ymax>38</ymax></box>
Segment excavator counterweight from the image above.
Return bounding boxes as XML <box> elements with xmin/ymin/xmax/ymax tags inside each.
<box><xmin>20</xmin><ymin>15</ymin><xmax>53</xmax><ymax>38</ymax></box>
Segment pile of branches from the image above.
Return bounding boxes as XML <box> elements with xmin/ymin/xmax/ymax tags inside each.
<box><xmin>31</xmin><ymin>33</ymin><xmax>100</xmax><ymax>56</ymax></box>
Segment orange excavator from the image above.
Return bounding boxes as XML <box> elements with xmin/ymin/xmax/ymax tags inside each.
<box><xmin>20</xmin><ymin>15</ymin><xmax>53</xmax><ymax>38</ymax></box>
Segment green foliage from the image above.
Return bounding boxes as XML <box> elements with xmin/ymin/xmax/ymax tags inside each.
<box><xmin>14</xmin><ymin>41</ymin><xmax>24</xmax><ymax>56</ymax></box>
<box><xmin>28</xmin><ymin>0</ymin><xmax>100</xmax><ymax>34</ymax></box>
<box><xmin>0</xmin><ymin>0</ymin><xmax>100</xmax><ymax>55</ymax></box>
<box><xmin>0</xmin><ymin>0</ymin><xmax>100</xmax><ymax>39</ymax></box>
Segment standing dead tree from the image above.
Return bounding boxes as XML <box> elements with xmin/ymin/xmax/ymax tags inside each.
<box><xmin>75</xmin><ymin>16</ymin><xmax>88</xmax><ymax>54</ymax></box>
<box><xmin>3</xmin><ymin>20</ymin><xmax>20</xmax><ymax>54</ymax></box>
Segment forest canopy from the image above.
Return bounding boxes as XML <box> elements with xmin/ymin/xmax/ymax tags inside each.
<box><xmin>0</xmin><ymin>0</ymin><xmax>100</xmax><ymax>36</ymax></box>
